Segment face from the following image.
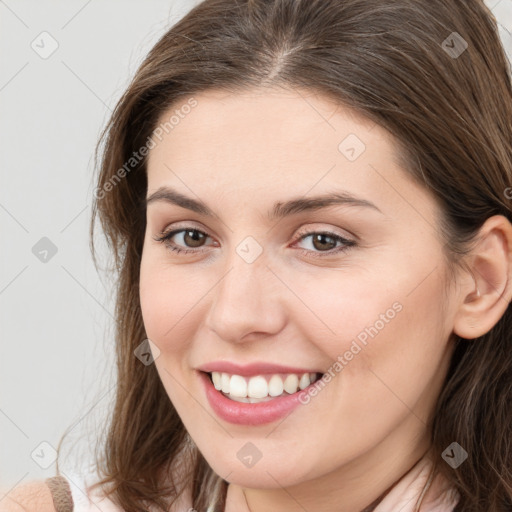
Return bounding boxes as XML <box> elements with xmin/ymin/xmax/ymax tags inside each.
<box><xmin>139</xmin><ymin>87</ymin><xmax>458</xmax><ymax>492</ymax></box>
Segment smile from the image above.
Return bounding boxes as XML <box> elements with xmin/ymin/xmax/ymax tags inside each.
<box><xmin>197</xmin><ymin>363</ymin><xmax>326</xmax><ymax>425</ymax></box>
<box><xmin>209</xmin><ymin>371</ymin><xmax>323</xmax><ymax>402</ymax></box>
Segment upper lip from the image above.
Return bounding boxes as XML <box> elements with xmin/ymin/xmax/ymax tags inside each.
<box><xmin>197</xmin><ymin>361</ymin><xmax>323</xmax><ymax>376</ymax></box>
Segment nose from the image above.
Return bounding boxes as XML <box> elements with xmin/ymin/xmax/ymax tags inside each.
<box><xmin>203</xmin><ymin>251</ymin><xmax>286</xmax><ymax>344</ymax></box>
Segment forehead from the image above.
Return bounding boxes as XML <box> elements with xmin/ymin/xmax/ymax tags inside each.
<box><xmin>148</xmin><ymin>87</ymin><xmax>394</xmax><ymax>179</ymax></box>
<box><xmin>145</xmin><ymin>86</ymin><xmax>437</xmax><ymax>227</ymax></box>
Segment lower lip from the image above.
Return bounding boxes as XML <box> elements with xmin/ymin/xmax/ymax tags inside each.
<box><xmin>199</xmin><ymin>371</ymin><xmax>310</xmax><ymax>426</ymax></box>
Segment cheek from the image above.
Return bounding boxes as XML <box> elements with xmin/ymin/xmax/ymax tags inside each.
<box><xmin>287</xmin><ymin>256</ymin><xmax>451</xmax><ymax>403</ymax></box>
<box><xmin>139</xmin><ymin>252</ymin><xmax>194</xmax><ymax>352</ymax></box>
<box><xmin>282</xmin><ymin>270</ymin><xmax>451</xmax><ymax>460</ymax></box>
<box><xmin>332</xmin><ymin>268</ymin><xmax>451</xmax><ymax>423</ymax></box>
<box><xmin>139</xmin><ymin>255</ymin><xmax>199</xmax><ymax>408</ymax></box>
<box><xmin>280</xmin><ymin>266</ymin><xmax>406</xmax><ymax>364</ymax></box>
<box><xmin>139</xmin><ymin>273</ymin><xmax>171</xmax><ymax>343</ymax></box>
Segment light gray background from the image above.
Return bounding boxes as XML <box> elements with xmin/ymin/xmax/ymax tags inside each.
<box><xmin>1</xmin><ymin>0</ymin><xmax>511</xmax><ymax>490</ymax></box>
<box><xmin>0</xmin><ymin>0</ymin><xmax>202</xmax><ymax>490</ymax></box>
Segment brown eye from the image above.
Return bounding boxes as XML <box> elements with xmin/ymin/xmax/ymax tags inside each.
<box><xmin>294</xmin><ymin>230</ymin><xmax>356</xmax><ymax>258</ymax></box>
<box><xmin>311</xmin><ymin>233</ymin><xmax>338</xmax><ymax>251</ymax></box>
<box><xmin>154</xmin><ymin>228</ymin><xmax>212</xmax><ymax>254</ymax></box>
<box><xmin>181</xmin><ymin>229</ymin><xmax>207</xmax><ymax>248</ymax></box>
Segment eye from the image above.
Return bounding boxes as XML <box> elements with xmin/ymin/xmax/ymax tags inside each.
<box><xmin>153</xmin><ymin>226</ymin><xmax>356</xmax><ymax>258</ymax></box>
<box><xmin>292</xmin><ymin>230</ymin><xmax>356</xmax><ymax>258</ymax></box>
<box><xmin>153</xmin><ymin>227</ymin><xmax>214</xmax><ymax>254</ymax></box>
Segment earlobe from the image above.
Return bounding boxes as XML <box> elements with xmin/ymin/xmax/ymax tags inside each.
<box><xmin>453</xmin><ymin>215</ymin><xmax>512</xmax><ymax>340</ymax></box>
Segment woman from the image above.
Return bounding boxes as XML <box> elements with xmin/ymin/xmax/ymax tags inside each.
<box><xmin>4</xmin><ymin>0</ymin><xmax>511</xmax><ymax>510</ymax></box>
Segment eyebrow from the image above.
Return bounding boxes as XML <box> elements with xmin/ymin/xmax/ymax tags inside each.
<box><xmin>145</xmin><ymin>186</ymin><xmax>383</xmax><ymax>221</ymax></box>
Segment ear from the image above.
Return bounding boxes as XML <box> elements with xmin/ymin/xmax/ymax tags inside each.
<box><xmin>453</xmin><ymin>215</ymin><xmax>512</xmax><ymax>340</ymax></box>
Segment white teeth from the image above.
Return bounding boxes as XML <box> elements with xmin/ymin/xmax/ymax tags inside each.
<box><xmin>283</xmin><ymin>374</ymin><xmax>299</xmax><ymax>394</ymax></box>
<box><xmin>212</xmin><ymin>372</ymin><xmax>222</xmax><ymax>390</ymax></box>
<box><xmin>268</xmin><ymin>375</ymin><xmax>284</xmax><ymax>397</ymax></box>
<box><xmin>209</xmin><ymin>371</ymin><xmax>321</xmax><ymax>400</ymax></box>
<box><xmin>229</xmin><ymin>374</ymin><xmax>247</xmax><ymax>397</ymax></box>
<box><xmin>299</xmin><ymin>373</ymin><xmax>311</xmax><ymax>390</ymax></box>
<box><xmin>228</xmin><ymin>395</ymin><xmax>275</xmax><ymax>404</ymax></box>
<box><xmin>247</xmin><ymin>376</ymin><xmax>268</xmax><ymax>398</ymax></box>
<box><xmin>221</xmin><ymin>373</ymin><xmax>230</xmax><ymax>393</ymax></box>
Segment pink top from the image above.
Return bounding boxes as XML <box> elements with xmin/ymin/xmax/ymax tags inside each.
<box><xmin>372</xmin><ymin>455</ymin><xmax>460</xmax><ymax>511</ymax></box>
<box><xmin>62</xmin><ymin>454</ymin><xmax>459</xmax><ymax>511</ymax></box>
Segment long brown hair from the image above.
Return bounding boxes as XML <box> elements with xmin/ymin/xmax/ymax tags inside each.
<box><xmin>57</xmin><ymin>0</ymin><xmax>512</xmax><ymax>510</ymax></box>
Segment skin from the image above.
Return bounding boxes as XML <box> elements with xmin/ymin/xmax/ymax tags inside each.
<box><xmin>139</xmin><ymin>87</ymin><xmax>512</xmax><ymax>512</ymax></box>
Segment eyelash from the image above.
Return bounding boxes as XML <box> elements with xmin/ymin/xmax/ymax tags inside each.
<box><xmin>153</xmin><ymin>226</ymin><xmax>356</xmax><ymax>259</ymax></box>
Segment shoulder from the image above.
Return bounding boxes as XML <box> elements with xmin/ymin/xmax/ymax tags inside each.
<box><xmin>0</xmin><ymin>474</ymin><xmax>121</xmax><ymax>512</ymax></box>
<box><xmin>0</xmin><ymin>479</ymin><xmax>57</xmax><ymax>512</ymax></box>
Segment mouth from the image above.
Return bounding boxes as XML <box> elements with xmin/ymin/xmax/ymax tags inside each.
<box><xmin>198</xmin><ymin>369</ymin><xmax>325</xmax><ymax>425</ymax></box>
<box><xmin>206</xmin><ymin>371</ymin><xmax>323</xmax><ymax>403</ymax></box>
